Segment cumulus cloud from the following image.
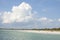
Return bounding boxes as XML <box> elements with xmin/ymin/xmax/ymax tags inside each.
<box><xmin>38</xmin><ymin>17</ymin><xmax>53</xmax><ymax>22</ymax></box>
<box><xmin>2</xmin><ymin>2</ymin><xmax>53</xmax><ymax>24</ymax></box>
<box><xmin>1</xmin><ymin>2</ymin><xmax>60</xmax><ymax>28</ymax></box>
<box><xmin>2</xmin><ymin>2</ymin><xmax>33</xmax><ymax>23</ymax></box>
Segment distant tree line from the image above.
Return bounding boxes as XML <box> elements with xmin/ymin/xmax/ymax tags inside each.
<box><xmin>0</xmin><ymin>28</ymin><xmax>60</xmax><ymax>31</ymax></box>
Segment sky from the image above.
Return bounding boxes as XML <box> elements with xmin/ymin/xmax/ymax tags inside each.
<box><xmin>0</xmin><ymin>0</ymin><xmax>60</xmax><ymax>28</ymax></box>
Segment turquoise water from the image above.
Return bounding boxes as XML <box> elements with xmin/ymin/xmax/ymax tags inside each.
<box><xmin>0</xmin><ymin>30</ymin><xmax>60</xmax><ymax>40</ymax></box>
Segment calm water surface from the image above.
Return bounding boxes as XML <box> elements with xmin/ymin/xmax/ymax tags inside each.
<box><xmin>0</xmin><ymin>30</ymin><xmax>60</xmax><ymax>40</ymax></box>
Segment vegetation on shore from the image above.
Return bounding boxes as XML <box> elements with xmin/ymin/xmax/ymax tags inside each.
<box><xmin>0</xmin><ymin>28</ymin><xmax>60</xmax><ymax>31</ymax></box>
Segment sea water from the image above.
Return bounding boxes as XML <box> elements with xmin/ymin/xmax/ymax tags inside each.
<box><xmin>0</xmin><ymin>30</ymin><xmax>60</xmax><ymax>40</ymax></box>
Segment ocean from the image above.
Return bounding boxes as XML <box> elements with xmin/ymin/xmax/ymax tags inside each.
<box><xmin>0</xmin><ymin>30</ymin><xmax>60</xmax><ymax>40</ymax></box>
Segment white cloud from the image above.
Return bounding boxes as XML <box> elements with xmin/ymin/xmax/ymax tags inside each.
<box><xmin>2</xmin><ymin>2</ymin><xmax>33</xmax><ymax>23</ymax></box>
<box><xmin>38</xmin><ymin>17</ymin><xmax>53</xmax><ymax>23</ymax></box>
<box><xmin>58</xmin><ymin>19</ymin><xmax>60</xmax><ymax>22</ymax></box>
<box><xmin>39</xmin><ymin>17</ymin><xmax>53</xmax><ymax>22</ymax></box>
<box><xmin>39</xmin><ymin>17</ymin><xmax>47</xmax><ymax>21</ymax></box>
<box><xmin>1</xmin><ymin>2</ymin><xmax>59</xmax><ymax>28</ymax></box>
<box><xmin>0</xmin><ymin>13</ymin><xmax>1</xmax><ymax>16</ymax></box>
<box><xmin>48</xmin><ymin>19</ymin><xmax>53</xmax><ymax>22</ymax></box>
<box><xmin>2</xmin><ymin>2</ymin><xmax>53</xmax><ymax>24</ymax></box>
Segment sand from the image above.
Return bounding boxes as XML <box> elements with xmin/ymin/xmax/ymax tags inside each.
<box><xmin>20</xmin><ymin>30</ymin><xmax>60</xmax><ymax>34</ymax></box>
<box><xmin>2</xmin><ymin>30</ymin><xmax>60</xmax><ymax>34</ymax></box>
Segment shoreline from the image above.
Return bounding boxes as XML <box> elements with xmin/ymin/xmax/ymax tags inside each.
<box><xmin>19</xmin><ymin>30</ymin><xmax>60</xmax><ymax>34</ymax></box>
<box><xmin>1</xmin><ymin>30</ymin><xmax>60</xmax><ymax>34</ymax></box>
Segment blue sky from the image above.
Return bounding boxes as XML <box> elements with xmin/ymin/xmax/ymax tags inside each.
<box><xmin>0</xmin><ymin>0</ymin><xmax>60</xmax><ymax>28</ymax></box>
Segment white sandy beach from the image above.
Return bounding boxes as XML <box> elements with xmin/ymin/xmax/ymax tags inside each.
<box><xmin>19</xmin><ymin>30</ymin><xmax>60</xmax><ymax>34</ymax></box>
<box><xmin>2</xmin><ymin>30</ymin><xmax>60</xmax><ymax>34</ymax></box>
